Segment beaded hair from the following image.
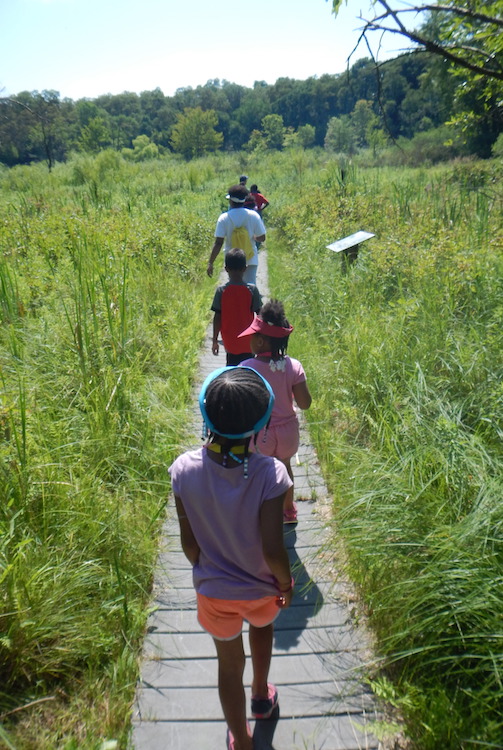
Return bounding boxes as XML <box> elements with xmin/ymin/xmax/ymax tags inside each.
<box><xmin>199</xmin><ymin>366</ymin><xmax>274</xmax><ymax>478</ymax></box>
<box><xmin>259</xmin><ymin>299</ymin><xmax>291</xmax><ymax>359</ymax></box>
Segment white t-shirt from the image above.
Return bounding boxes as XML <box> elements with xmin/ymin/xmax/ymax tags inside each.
<box><xmin>215</xmin><ymin>207</ymin><xmax>266</xmax><ymax>266</ymax></box>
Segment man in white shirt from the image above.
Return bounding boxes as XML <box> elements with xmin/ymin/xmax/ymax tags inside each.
<box><xmin>207</xmin><ymin>185</ymin><xmax>266</xmax><ymax>285</ymax></box>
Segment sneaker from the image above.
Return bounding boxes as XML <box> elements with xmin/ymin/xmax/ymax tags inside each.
<box><xmin>283</xmin><ymin>503</ymin><xmax>298</xmax><ymax>524</ymax></box>
<box><xmin>251</xmin><ymin>683</ymin><xmax>279</xmax><ymax>719</ymax></box>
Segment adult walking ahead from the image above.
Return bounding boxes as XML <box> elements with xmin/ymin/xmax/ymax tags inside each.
<box><xmin>207</xmin><ymin>185</ymin><xmax>266</xmax><ymax>286</ymax></box>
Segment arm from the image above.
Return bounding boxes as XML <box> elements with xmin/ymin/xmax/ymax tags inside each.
<box><xmin>175</xmin><ymin>495</ymin><xmax>200</xmax><ymax>565</ymax></box>
<box><xmin>253</xmin><ymin>214</ymin><xmax>266</xmax><ymax>244</ymax></box>
<box><xmin>212</xmin><ymin>312</ymin><xmax>221</xmax><ymax>356</ymax></box>
<box><xmin>292</xmin><ymin>380</ymin><xmax>312</xmax><ymax>410</ymax></box>
<box><xmin>207</xmin><ymin>237</ymin><xmax>224</xmax><ymax>277</ymax></box>
<box><xmin>259</xmin><ymin>493</ymin><xmax>293</xmax><ymax>608</ymax></box>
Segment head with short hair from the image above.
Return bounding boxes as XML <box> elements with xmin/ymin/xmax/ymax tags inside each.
<box><xmin>225</xmin><ymin>248</ymin><xmax>247</xmax><ymax>271</ymax></box>
<box><xmin>226</xmin><ymin>184</ymin><xmax>249</xmax><ymax>205</ymax></box>
<box><xmin>200</xmin><ymin>366</ymin><xmax>274</xmax><ymax>439</ymax></box>
<box><xmin>239</xmin><ymin>174</ymin><xmax>248</xmax><ymax>184</ymax></box>
<box><xmin>250</xmin><ymin>184</ymin><xmax>258</xmax><ymax>192</ymax></box>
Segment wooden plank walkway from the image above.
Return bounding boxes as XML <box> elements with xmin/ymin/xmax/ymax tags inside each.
<box><xmin>130</xmin><ymin>252</ymin><xmax>381</xmax><ymax>750</ymax></box>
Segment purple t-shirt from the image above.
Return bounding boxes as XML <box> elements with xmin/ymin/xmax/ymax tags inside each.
<box><xmin>169</xmin><ymin>448</ymin><xmax>292</xmax><ymax>600</ymax></box>
<box><xmin>240</xmin><ymin>356</ymin><xmax>306</xmax><ymax>425</ymax></box>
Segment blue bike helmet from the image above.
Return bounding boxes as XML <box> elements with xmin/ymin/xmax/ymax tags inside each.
<box><xmin>199</xmin><ymin>366</ymin><xmax>274</xmax><ymax>439</ymax></box>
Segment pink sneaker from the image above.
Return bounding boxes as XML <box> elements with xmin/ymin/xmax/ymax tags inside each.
<box><xmin>251</xmin><ymin>683</ymin><xmax>279</xmax><ymax>719</ymax></box>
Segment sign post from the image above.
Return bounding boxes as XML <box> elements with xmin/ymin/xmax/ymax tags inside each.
<box><xmin>326</xmin><ymin>231</ymin><xmax>375</xmax><ymax>270</ymax></box>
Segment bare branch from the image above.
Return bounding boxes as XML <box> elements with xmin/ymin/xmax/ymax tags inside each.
<box><xmin>358</xmin><ymin>0</ymin><xmax>503</xmax><ymax>81</ymax></box>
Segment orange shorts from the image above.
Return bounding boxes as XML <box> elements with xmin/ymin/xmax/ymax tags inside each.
<box><xmin>197</xmin><ymin>593</ymin><xmax>280</xmax><ymax>641</ymax></box>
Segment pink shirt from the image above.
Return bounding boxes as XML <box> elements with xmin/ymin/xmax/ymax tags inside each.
<box><xmin>169</xmin><ymin>448</ymin><xmax>292</xmax><ymax>600</ymax></box>
<box><xmin>240</xmin><ymin>356</ymin><xmax>306</xmax><ymax>425</ymax></box>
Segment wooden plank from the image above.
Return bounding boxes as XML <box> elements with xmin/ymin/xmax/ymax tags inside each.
<box><xmin>131</xmin><ymin>252</ymin><xmax>381</xmax><ymax>750</ymax></box>
<box><xmin>139</xmin><ymin>651</ymin><xmax>370</xmax><ymax>689</ymax></box>
<box><xmin>134</xmin><ymin>683</ymin><xmax>375</xmax><ymax>720</ymax></box>
<box><xmin>143</xmin><ymin>625</ymin><xmax>368</xmax><ymax>661</ymax></box>
<box><xmin>131</xmin><ymin>714</ymin><xmax>379</xmax><ymax>750</ymax></box>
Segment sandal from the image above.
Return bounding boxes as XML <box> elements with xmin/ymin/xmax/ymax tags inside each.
<box><xmin>283</xmin><ymin>503</ymin><xmax>298</xmax><ymax>524</ymax></box>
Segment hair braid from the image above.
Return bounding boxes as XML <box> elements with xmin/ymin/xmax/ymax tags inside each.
<box><xmin>204</xmin><ymin>367</ymin><xmax>271</xmax><ymax>437</ymax></box>
<box><xmin>259</xmin><ymin>299</ymin><xmax>291</xmax><ymax>359</ymax></box>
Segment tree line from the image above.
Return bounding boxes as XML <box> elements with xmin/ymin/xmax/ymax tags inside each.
<box><xmin>0</xmin><ymin>48</ymin><xmax>501</xmax><ymax>169</ymax></box>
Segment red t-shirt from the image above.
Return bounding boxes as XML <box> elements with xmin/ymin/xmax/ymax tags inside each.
<box><xmin>250</xmin><ymin>191</ymin><xmax>268</xmax><ymax>212</ymax></box>
<box><xmin>212</xmin><ymin>282</ymin><xmax>262</xmax><ymax>354</ymax></box>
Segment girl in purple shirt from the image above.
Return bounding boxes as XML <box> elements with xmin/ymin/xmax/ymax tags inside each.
<box><xmin>169</xmin><ymin>366</ymin><xmax>293</xmax><ymax>750</ymax></box>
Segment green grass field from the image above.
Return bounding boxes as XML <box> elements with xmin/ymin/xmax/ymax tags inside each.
<box><xmin>0</xmin><ymin>150</ymin><xmax>501</xmax><ymax>749</ymax></box>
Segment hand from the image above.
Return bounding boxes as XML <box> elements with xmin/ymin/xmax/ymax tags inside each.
<box><xmin>207</xmin><ymin>261</ymin><xmax>214</xmax><ymax>277</ymax></box>
<box><xmin>276</xmin><ymin>589</ymin><xmax>293</xmax><ymax>609</ymax></box>
<box><xmin>212</xmin><ymin>341</ymin><xmax>219</xmax><ymax>356</ymax></box>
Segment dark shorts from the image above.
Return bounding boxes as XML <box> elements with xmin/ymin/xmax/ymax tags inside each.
<box><xmin>226</xmin><ymin>352</ymin><xmax>253</xmax><ymax>366</ymax></box>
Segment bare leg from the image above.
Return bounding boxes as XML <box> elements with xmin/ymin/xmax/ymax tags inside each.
<box><xmin>249</xmin><ymin>622</ymin><xmax>273</xmax><ymax>698</ymax></box>
<box><xmin>281</xmin><ymin>458</ymin><xmax>295</xmax><ymax>511</ymax></box>
<box><xmin>213</xmin><ymin>636</ymin><xmax>253</xmax><ymax>750</ymax></box>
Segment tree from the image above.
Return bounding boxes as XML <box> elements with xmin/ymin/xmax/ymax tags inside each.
<box><xmin>324</xmin><ymin>115</ymin><xmax>357</xmax><ymax>153</ymax></box>
<box><xmin>0</xmin><ymin>90</ymin><xmax>69</xmax><ymax>169</ymax></box>
<box><xmin>332</xmin><ymin>0</ymin><xmax>503</xmax><ymax>154</ymax></box>
<box><xmin>333</xmin><ymin>0</ymin><xmax>503</xmax><ymax>82</ymax></box>
<box><xmin>351</xmin><ymin>99</ymin><xmax>377</xmax><ymax>147</ymax></box>
<box><xmin>80</xmin><ymin>115</ymin><xmax>111</xmax><ymax>153</ymax></box>
<box><xmin>170</xmin><ymin>107</ymin><xmax>223</xmax><ymax>159</ymax></box>
<box><xmin>297</xmin><ymin>124</ymin><xmax>316</xmax><ymax>147</ymax></box>
<box><xmin>122</xmin><ymin>134</ymin><xmax>159</xmax><ymax>161</ymax></box>
<box><xmin>261</xmin><ymin>114</ymin><xmax>285</xmax><ymax>149</ymax></box>
<box><xmin>245</xmin><ymin>129</ymin><xmax>266</xmax><ymax>153</ymax></box>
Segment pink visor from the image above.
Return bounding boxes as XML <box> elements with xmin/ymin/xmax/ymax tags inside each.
<box><xmin>237</xmin><ymin>313</ymin><xmax>294</xmax><ymax>339</ymax></box>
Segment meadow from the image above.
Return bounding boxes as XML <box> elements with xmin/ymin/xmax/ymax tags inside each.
<box><xmin>0</xmin><ymin>149</ymin><xmax>502</xmax><ymax>749</ymax></box>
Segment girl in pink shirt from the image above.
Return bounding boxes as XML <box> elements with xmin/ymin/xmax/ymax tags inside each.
<box><xmin>169</xmin><ymin>366</ymin><xmax>293</xmax><ymax>750</ymax></box>
<box><xmin>238</xmin><ymin>300</ymin><xmax>312</xmax><ymax>523</ymax></box>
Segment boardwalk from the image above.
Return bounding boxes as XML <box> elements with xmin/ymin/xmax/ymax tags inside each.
<box><xmin>131</xmin><ymin>253</ymin><xmax>380</xmax><ymax>750</ymax></box>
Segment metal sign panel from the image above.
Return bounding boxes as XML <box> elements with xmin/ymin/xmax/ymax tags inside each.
<box><xmin>326</xmin><ymin>231</ymin><xmax>375</xmax><ymax>253</ymax></box>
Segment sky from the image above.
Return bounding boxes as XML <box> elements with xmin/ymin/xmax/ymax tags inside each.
<box><xmin>0</xmin><ymin>0</ymin><xmax>409</xmax><ymax>101</ymax></box>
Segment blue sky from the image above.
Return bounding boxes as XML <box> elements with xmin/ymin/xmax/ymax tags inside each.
<box><xmin>0</xmin><ymin>0</ymin><xmax>409</xmax><ymax>100</ymax></box>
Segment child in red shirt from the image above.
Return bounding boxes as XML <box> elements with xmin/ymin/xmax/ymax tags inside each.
<box><xmin>249</xmin><ymin>184</ymin><xmax>269</xmax><ymax>215</ymax></box>
<box><xmin>211</xmin><ymin>248</ymin><xmax>262</xmax><ymax>365</ymax></box>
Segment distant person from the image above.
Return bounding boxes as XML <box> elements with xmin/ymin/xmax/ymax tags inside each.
<box><xmin>249</xmin><ymin>185</ymin><xmax>269</xmax><ymax>216</ymax></box>
<box><xmin>169</xmin><ymin>366</ymin><xmax>294</xmax><ymax>750</ymax></box>
<box><xmin>211</xmin><ymin>248</ymin><xmax>262</xmax><ymax>366</ymax></box>
<box><xmin>238</xmin><ymin>299</ymin><xmax>312</xmax><ymax>523</ymax></box>
<box><xmin>207</xmin><ymin>185</ymin><xmax>266</xmax><ymax>286</ymax></box>
<box><xmin>243</xmin><ymin>191</ymin><xmax>257</xmax><ymax>211</ymax></box>
<box><xmin>239</xmin><ymin>174</ymin><xmax>248</xmax><ymax>186</ymax></box>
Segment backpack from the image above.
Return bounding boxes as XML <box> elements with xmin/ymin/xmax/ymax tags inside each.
<box><xmin>228</xmin><ymin>214</ymin><xmax>254</xmax><ymax>260</ymax></box>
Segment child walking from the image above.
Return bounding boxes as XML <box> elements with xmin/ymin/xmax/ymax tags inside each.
<box><xmin>238</xmin><ymin>299</ymin><xmax>312</xmax><ymax>523</ymax></box>
<box><xmin>169</xmin><ymin>366</ymin><xmax>294</xmax><ymax>750</ymax></box>
<box><xmin>211</xmin><ymin>248</ymin><xmax>262</xmax><ymax>365</ymax></box>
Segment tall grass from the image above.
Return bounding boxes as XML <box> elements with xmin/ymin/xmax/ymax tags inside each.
<box><xmin>1</xmin><ymin>149</ymin><xmax>501</xmax><ymax>748</ymax></box>
<box><xmin>0</xmin><ymin>153</ymin><xmax>228</xmax><ymax>747</ymax></box>
<box><xmin>267</xmin><ymin>156</ymin><xmax>503</xmax><ymax>748</ymax></box>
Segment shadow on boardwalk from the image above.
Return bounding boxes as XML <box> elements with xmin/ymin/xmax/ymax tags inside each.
<box><xmin>130</xmin><ymin>252</ymin><xmax>381</xmax><ymax>750</ymax></box>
